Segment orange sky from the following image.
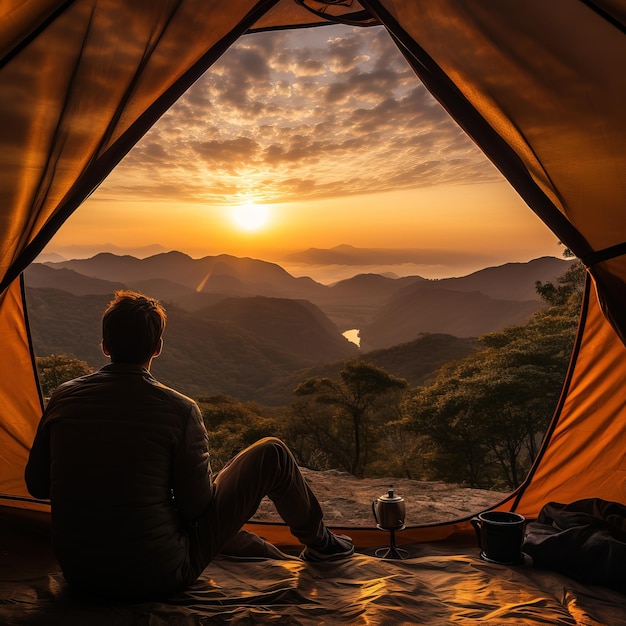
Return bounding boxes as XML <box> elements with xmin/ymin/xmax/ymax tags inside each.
<box><xmin>45</xmin><ymin>24</ymin><xmax>561</xmax><ymax>279</ymax></box>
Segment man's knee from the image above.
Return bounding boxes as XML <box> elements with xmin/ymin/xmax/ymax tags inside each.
<box><xmin>250</xmin><ymin>437</ymin><xmax>291</xmax><ymax>458</ymax></box>
<box><xmin>256</xmin><ymin>436</ymin><xmax>285</xmax><ymax>448</ymax></box>
<box><xmin>236</xmin><ymin>437</ymin><xmax>286</xmax><ymax>464</ymax></box>
<box><xmin>249</xmin><ymin>437</ymin><xmax>295</xmax><ymax>470</ymax></box>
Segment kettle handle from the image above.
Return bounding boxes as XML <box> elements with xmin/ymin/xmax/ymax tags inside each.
<box><xmin>470</xmin><ymin>516</ymin><xmax>482</xmax><ymax>549</ymax></box>
<box><xmin>372</xmin><ymin>501</ymin><xmax>379</xmax><ymax>525</ymax></box>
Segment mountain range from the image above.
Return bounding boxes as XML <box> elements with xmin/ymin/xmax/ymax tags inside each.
<box><xmin>24</xmin><ymin>251</ymin><xmax>573</xmax><ymax>403</ymax></box>
<box><xmin>283</xmin><ymin>243</ymin><xmax>491</xmax><ymax>267</ymax></box>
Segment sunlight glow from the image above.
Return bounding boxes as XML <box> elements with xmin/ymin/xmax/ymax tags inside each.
<box><xmin>232</xmin><ymin>203</ymin><xmax>270</xmax><ymax>232</ymax></box>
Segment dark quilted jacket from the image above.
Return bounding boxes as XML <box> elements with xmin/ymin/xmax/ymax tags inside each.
<box><xmin>25</xmin><ymin>363</ymin><xmax>214</xmax><ymax>598</ymax></box>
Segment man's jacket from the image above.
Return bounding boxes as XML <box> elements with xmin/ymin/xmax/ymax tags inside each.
<box><xmin>25</xmin><ymin>363</ymin><xmax>214</xmax><ymax>598</ymax></box>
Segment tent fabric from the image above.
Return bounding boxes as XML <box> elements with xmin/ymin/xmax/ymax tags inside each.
<box><xmin>251</xmin><ymin>0</ymin><xmax>379</xmax><ymax>30</ymax></box>
<box><xmin>0</xmin><ymin>278</ymin><xmax>44</xmax><ymax>507</ymax></box>
<box><xmin>0</xmin><ymin>0</ymin><xmax>625</xmax><ymax>547</ymax></box>
<box><xmin>3</xmin><ymin>507</ymin><xmax>626</xmax><ymax>622</ymax></box>
<box><xmin>512</xmin><ymin>283</ymin><xmax>626</xmax><ymax>514</ymax></box>
<box><xmin>2</xmin><ymin>510</ymin><xmax>626</xmax><ymax>625</ymax></box>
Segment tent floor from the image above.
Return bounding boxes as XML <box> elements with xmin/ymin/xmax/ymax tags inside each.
<box><xmin>2</xmin><ymin>510</ymin><xmax>625</xmax><ymax>625</ymax></box>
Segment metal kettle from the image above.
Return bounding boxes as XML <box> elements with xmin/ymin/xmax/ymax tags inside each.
<box><xmin>372</xmin><ymin>488</ymin><xmax>406</xmax><ymax>530</ymax></box>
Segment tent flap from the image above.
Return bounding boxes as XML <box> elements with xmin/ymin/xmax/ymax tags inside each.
<box><xmin>0</xmin><ymin>277</ymin><xmax>43</xmax><ymax>504</ymax></box>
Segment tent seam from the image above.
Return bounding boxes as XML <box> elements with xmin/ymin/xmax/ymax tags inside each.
<box><xmin>0</xmin><ymin>0</ymin><xmax>77</xmax><ymax>69</ymax></box>
<box><xmin>577</xmin><ymin>0</ymin><xmax>626</xmax><ymax>32</ymax></box>
<box><xmin>19</xmin><ymin>274</ymin><xmax>45</xmax><ymax>412</ymax></box>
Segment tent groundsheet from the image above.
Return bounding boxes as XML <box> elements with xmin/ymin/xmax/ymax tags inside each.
<box><xmin>1</xmin><ymin>510</ymin><xmax>626</xmax><ymax>625</ymax></box>
<box><xmin>2</xmin><ymin>0</ymin><xmax>625</xmax><ymax>521</ymax></box>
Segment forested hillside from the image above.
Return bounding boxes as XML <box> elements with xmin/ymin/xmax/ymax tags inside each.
<box><xmin>361</xmin><ymin>286</ymin><xmax>541</xmax><ymax>349</ymax></box>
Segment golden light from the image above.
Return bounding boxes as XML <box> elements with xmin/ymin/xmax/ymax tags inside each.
<box><xmin>232</xmin><ymin>202</ymin><xmax>270</xmax><ymax>232</ymax></box>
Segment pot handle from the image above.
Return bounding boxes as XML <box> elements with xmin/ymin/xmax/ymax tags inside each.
<box><xmin>372</xmin><ymin>501</ymin><xmax>379</xmax><ymax>525</ymax></box>
<box><xmin>470</xmin><ymin>517</ymin><xmax>482</xmax><ymax>549</ymax></box>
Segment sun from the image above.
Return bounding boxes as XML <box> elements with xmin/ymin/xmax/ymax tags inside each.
<box><xmin>232</xmin><ymin>203</ymin><xmax>270</xmax><ymax>232</ymax></box>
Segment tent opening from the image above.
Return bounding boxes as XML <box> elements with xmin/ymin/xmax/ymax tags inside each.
<box><xmin>23</xmin><ymin>21</ymin><xmax>575</xmax><ymax>531</ymax></box>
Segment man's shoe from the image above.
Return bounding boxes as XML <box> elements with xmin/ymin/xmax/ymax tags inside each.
<box><xmin>300</xmin><ymin>531</ymin><xmax>355</xmax><ymax>562</ymax></box>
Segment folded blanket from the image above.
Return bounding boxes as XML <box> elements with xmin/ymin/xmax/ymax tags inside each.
<box><xmin>523</xmin><ymin>498</ymin><xmax>626</xmax><ymax>593</ymax></box>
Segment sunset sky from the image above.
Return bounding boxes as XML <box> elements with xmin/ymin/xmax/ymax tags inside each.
<box><xmin>45</xmin><ymin>24</ymin><xmax>561</xmax><ymax>280</ymax></box>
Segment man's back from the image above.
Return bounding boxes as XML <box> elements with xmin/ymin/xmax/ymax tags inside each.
<box><xmin>26</xmin><ymin>363</ymin><xmax>213</xmax><ymax>598</ymax></box>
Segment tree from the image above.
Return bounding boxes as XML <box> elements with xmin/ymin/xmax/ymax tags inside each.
<box><xmin>407</xmin><ymin>262</ymin><xmax>583</xmax><ymax>489</ymax></box>
<box><xmin>407</xmin><ymin>363</ymin><xmax>494</xmax><ymax>487</ymax></box>
<box><xmin>535</xmin><ymin>258</ymin><xmax>586</xmax><ymax>308</ymax></box>
<box><xmin>292</xmin><ymin>361</ymin><xmax>408</xmax><ymax>477</ymax></box>
<box><xmin>367</xmin><ymin>411</ymin><xmax>427</xmax><ymax>480</ymax></box>
<box><xmin>36</xmin><ymin>354</ymin><xmax>93</xmax><ymax>397</ymax></box>
<box><xmin>197</xmin><ymin>395</ymin><xmax>278</xmax><ymax>471</ymax></box>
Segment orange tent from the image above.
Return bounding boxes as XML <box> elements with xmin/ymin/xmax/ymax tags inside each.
<box><xmin>1</xmin><ymin>0</ymin><xmax>625</xmax><ymax>544</ymax></box>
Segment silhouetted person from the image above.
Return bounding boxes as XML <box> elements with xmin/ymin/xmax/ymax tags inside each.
<box><xmin>25</xmin><ymin>290</ymin><xmax>353</xmax><ymax>599</ymax></box>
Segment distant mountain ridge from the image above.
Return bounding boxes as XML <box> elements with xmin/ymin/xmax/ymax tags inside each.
<box><xmin>25</xmin><ymin>263</ymin><xmax>126</xmax><ymax>295</ymax></box>
<box><xmin>284</xmin><ymin>243</ymin><xmax>492</xmax><ymax>267</ymax></box>
<box><xmin>25</xmin><ymin>251</ymin><xmax>574</xmax><ymax>357</ymax></box>
<box><xmin>42</xmin><ymin>251</ymin><xmax>324</xmax><ymax>301</ymax></box>
<box><xmin>36</xmin><ymin>243</ymin><xmax>169</xmax><ymax>262</ymax></box>
<box><xmin>434</xmin><ymin>257</ymin><xmax>571</xmax><ymax>301</ymax></box>
<box><xmin>33</xmin><ymin>251</ymin><xmax>571</xmax><ymax>303</ymax></box>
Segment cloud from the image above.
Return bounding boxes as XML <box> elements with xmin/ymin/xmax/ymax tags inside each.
<box><xmin>325</xmin><ymin>34</ymin><xmax>370</xmax><ymax>73</ymax></box>
<box><xmin>271</xmin><ymin>47</ymin><xmax>327</xmax><ymax>77</ymax></box>
<box><xmin>193</xmin><ymin>137</ymin><xmax>261</xmax><ymax>170</ymax></box>
<box><xmin>98</xmin><ymin>24</ymin><xmax>500</xmax><ymax>205</ymax></box>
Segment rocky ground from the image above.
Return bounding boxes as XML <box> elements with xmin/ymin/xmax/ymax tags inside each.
<box><xmin>251</xmin><ymin>468</ymin><xmax>508</xmax><ymax>527</ymax></box>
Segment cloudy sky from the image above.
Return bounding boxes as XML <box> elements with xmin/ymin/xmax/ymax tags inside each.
<box><xmin>48</xmin><ymin>24</ymin><xmax>560</xmax><ymax>279</ymax></box>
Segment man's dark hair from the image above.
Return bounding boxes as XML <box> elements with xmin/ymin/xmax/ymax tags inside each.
<box><xmin>102</xmin><ymin>291</ymin><xmax>166</xmax><ymax>364</ymax></box>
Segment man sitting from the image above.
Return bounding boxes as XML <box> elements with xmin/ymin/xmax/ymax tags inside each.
<box><xmin>25</xmin><ymin>290</ymin><xmax>353</xmax><ymax>599</ymax></box>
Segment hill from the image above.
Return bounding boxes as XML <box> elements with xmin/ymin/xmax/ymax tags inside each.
<box><xmin>434</xmin><ymin>256</ymin><xmax>573</xmax><ymax>301</ymax></box>
<box><xmin>153</xmin><ymin>310</ymin><xmax>312</xmax><ymax>400</ymax></box>
<box><xmin>360</xmin><ymin>286</ymin><xmax>542</xmax><ymax>350</ymax></box>
<box><xmin>198</xmin><ymin>296</ymin><xmax>357</xmax><ymax>365</ymax></box>
<box><xmin>45</xmin><ymin>251</ymin><xmax>325</xmax><ymax>301</ymax></box>
<box><xmin>25</xmin><ymin>289</ymin><xmax>111</xmax><ymax>367</ymax></box>
<box><xmin>24</xmin><ymin>288</ymin><xmax>356</xmax><ymax>401</ymax></box>
<box><xmin>24</xmin><ymin>263</ymin><xmax>126</xmax><ymax>295</ymax></box>
<box><xmin>256</xmin><ymin>333</ymin><xmax>480</xmax><ymax>405</ymax></box>
<box><xmin>24</xmin><ymin>264</ymin><xmax>230</xmax><ymax>311</ymax></box>
<box><xmin>359</xmin><ymin>333</ymin><xmax>480</xmax><ymax>383</ymax></box>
